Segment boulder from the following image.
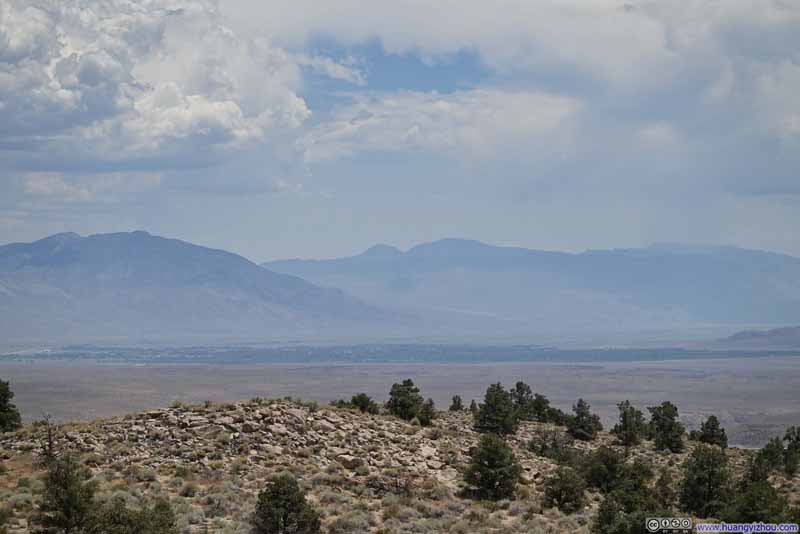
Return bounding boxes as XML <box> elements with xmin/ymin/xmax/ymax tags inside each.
<box><xmin>337</xmin><ymin>454</ymin><xmax>364</xmax><ymax>470</ymax></box>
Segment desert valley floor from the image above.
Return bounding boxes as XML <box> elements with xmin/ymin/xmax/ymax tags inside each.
<box><xmin>2</xmin><ymin>355</ymin><xmax>799</xmax><ymax>447</ymax></box>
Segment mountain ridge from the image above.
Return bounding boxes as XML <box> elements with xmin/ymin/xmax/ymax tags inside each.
<box><xmin>0</xmin><ymin>231</ymin><xmax>398</xmax><ymax>343</ymax></box>
<box><xmin>264</xmin><ymin>238</ymin><xmax>800</xmax><ymax>335</ymax></box>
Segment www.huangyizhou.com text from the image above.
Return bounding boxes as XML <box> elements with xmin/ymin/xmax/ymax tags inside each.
<box><xmin>695</xmin><ymin>523</ymin><xmax>800</xmax><ymax>533</ymax></box>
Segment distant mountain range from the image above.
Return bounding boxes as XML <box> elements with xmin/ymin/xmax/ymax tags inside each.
<box><xmin>718</xmin><ymin>326</ymin><xmax>800</xmax><ymax>349</ymax></box>
<box><xmin>0</xmin><ymin>231</ymin><xmax>393</xmax><ymax>343</ymax></box>
<box><xmin>265</xmin><ymin>239</ymin><xmax>800</xmax><ymax>336</ymax></box>
<box><xmin>3</xmin><ymin>232</ymin><xmax>799</xmax><ymax>345</ymax></box>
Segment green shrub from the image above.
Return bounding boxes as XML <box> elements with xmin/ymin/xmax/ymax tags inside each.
<box><xmin>722</xmin><ymin>480</ymin><xmax>788</xmax><ymax>523</ymax></box>
<box><xmin>464</xmin><ymin>434</ymin><xmax>522</xmax><ymax>501</ymax></box>
<box><xmin>473</xmin><ymin>383</ymin><xmax>518</xmax><ymax>436</ymax></box>
<box><xmin>0</xmin><ymin>507</ymin><xmax>9</xmax><ymax>534</ymax></box>
<box><xmin>581</xmin><ymin>446</ymin><xmax>623</xmax><ymax>492</ymax></box>
<box><xmin>251</xmin><ymin>473</ymin><xmax>320</xmax><ymax>534</ymax></box>
<box><xmin>654</xmin><ymin>467</ymin><xmax>675</xmax><ymax>510</ymax></box>
<box><xmin>592</xmin><ymin>459</ymin><xmax>668</xmax><ymax>534</ymax></box>
<box><xmin>543</xmin><ymin>467</ymin><xmax>586</xmax><ymax>513</ymax></box>
<box><xmin>88</xmin><ymin>496</ymin><xmax>178</xmax><ymax>534</ymax></box>
<box><xmin>449</xmin><ymin>395</ymin><xmax>464</xmax><ymax>412</ymax></box>
<box><xmin>783</xmin><ymin>428</ymin><xmax>800</xmax><ymax>476</ymax></box>
<box><xmin>566</xmin><ymin>398</ymin><xmax>602</xmax><ymax>441</ymax></box>
<box><xmin>755</xmin><ymin>437</ymin><xmax>785</xmax><ymax>474</ymax></box>
<box><xmin>528</xmin><ymin>429</ymin><xmax>578</xmax><ymax>465</ymax></box>
<box><xmin>350</xmin><ymin>393</ymin><xmax>379</xmax><ymax>414</ymax></box>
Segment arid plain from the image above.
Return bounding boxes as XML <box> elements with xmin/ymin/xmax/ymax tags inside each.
<box><xmin>3</xmin><ymin>355</ymin><xmax>798</xmax><ymax>447</ymax></box>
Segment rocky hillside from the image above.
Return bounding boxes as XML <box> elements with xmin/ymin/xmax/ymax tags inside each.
<box><xmin>1</xmin><ymin>399</ymin><xmax>797</xmax><ymax>533</ymax></box>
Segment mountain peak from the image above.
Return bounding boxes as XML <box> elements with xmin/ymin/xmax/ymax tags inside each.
<box><xmin>37</xmin><ymin>232</ymin><xmax>82</xmax><ymax>243</ymax></box>
<box><xmin>360</xmin><ymin>244</ymin><xmax>403</xmax><ymax>258</ymax></box>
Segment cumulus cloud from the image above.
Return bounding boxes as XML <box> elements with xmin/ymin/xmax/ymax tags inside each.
<box><xmin>2</xmin><ymin>0</ymin><xmax>800</xmax><ymax>258</ymax></box>
<box><xmin>220</xmin><ymin>0</ymin><xmax>800</xmax><ymax>199</ymax></box>
<box><xmin>300</xmin><ymin>89</ymin><xmax>581</xmax><ymax>163</ymax></box>
<box><xmin>225</xmin><ymin>0</ymin><xmax>799</xmax><ymax>91</ymax></box>
<box><xmin>0</xmin><ymin>0</ymin><xmax>320</xmax><ymax>170</ymax></box>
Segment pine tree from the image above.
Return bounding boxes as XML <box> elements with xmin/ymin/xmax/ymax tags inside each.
<box><xmin>251</xmin><ymin>474</ymin><xmax>320</xmax><ymax>534</ymax></box>
<box><xmin>386</xmin><ymin>379</ymin><xmax>423</xmax><ymax>421</ymax></box>
<box><xmin>648</xmin><ymin>401</ymin><xmax>685</xmax><ymax>453</ymax></box>
<box><xmin>566</xmin><ymin>398</ymin><xmax>602</xmax><ymax>441</ymax></box>
<box><xmin>0</xmin><ymin>380</ymin><xmax>22</xmax><ymax>433</ymax></box>
<box><xmin>544</xmin><ymin>467</ymin><xmax>586</xmax><ymax>513</ymax></box>
<box><xmin>511</xmin><ymin>381</ymin><xmax>534</xmax><ymax>420</ymax></box>
<box><xmin>417</xmin><ymin>398</ymin><xmax>436</xmax><ymax>426</ymax></box>
<box><xmin>698</xmin><ymin>415</ymin><xmax>728</xmax><ymax>449</ymax></box>
<box><xmin>449</xmin><ymin>395</ymin><xmax>464</xmax><ymax>411</ymax></box>
<box><xmin>464</xmin><ymin>434</ymin><xmax>522</xmax><ymax>500</ymax></box>
<box><xmin>36</xmin><ymin>455</ymin><xmax>97</xmax><ymax>533</ymax></box>
<box><xmin>473</xmin><ymin>383</ymin><xmax>518</xmax><ymax>435</ymax></box>
<box><xmin>612</xmin><ymin>400</ymin><xmax>646</xmax><ymax>446</ymax></box>
<box><xmin>679</xmin><ymin>444</ymin><xmax>731</xmax><ymax>518</ymax></box>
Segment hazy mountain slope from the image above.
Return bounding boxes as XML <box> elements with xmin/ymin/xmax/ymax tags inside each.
<box><xmin>264</xmin><ymin>239</ymin><xmax>800</xmax><ymax>333</ymax></box>
<box><xmin>0</xmin><ymin>231</ymin><xmax>393</xmax><ymax>342</ymax></box>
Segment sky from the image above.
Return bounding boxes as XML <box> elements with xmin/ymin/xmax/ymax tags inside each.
<box><xmin>1</xmin><ymin>0</ymin><xmax>799</xmax><ymax>262</ymax></box>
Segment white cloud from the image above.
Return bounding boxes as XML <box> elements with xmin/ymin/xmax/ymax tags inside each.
<box><xmin>224</xmin><ymin>0</ymin><xmax>799</xmax><ymax>91</ymax></box>
<box><xmin>2</xmin><ymin>0</ymin><xmax>799</xmax><ymax>207</ymax></box>
<box><xmin>23</xmin><ymin>172</ymin><xmax>162</xmax><ymax>203</ymax></box>
<box><xmin>756</xmin><ymin>61</ymin><xmax>800</xmax><ymax>138</ymax></box>
<box><xmin>0</xmin><ymin>0</ymin><xmax>317</xmax><ymax>169</ymax></box>
<box><xmin>300</xmin><ymin>89</ymin><xmax>581</xmax><ymax>164</ymax></box>
<box><xmin>295</xmin><ymin>54</ymin><xmax>366</xmax><ymax>86</ymax></box>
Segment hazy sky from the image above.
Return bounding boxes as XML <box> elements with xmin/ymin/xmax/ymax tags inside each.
<box><xmin>1</xmin><ymin>0</ymin><xmax>799</xmax><ymax>262</ymax></box>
